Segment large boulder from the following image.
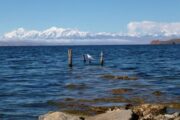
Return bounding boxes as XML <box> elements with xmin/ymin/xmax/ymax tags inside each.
<box><xmin>133</xmin><ymin>104</ymin><xmax>166</xmax><ymax>117</ymax></box>
<box><xmin>39</xmin><ymin>112</ymin><xmax>82</xmax><ymax>120</ymax></box>
<box><xmin>132</xmin><ymin>104</ymin><xmax>168</xmax><ymax>120</ymax></box>
<box><xmin>39</xmin><ymin>109</ymin><xmax>133</xmax><ymax>120</ymax></box>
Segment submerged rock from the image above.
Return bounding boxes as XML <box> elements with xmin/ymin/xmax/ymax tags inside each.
<box><xmin>130</xmin><ymin>97</ymin><xmax>145</xmax><ymax>104</ymax></box>
<box><xmin>111</xmin><ymin>88</ymin><xmax>132</xmax><ymax>94</ymax></box>
<box><xmin>62</xmin><ymin>105</ymin><xmax>125</xmax><ymax>116</ymax></box>
<box><xmin>152</xmin><ymin>91</ymin><xmax>163</xmax><ymax>96</ymax></box>
<box><xmin>65</xmin><ymin>83</ymin><xmax>87</xmax><ymax>90</ymax></box>
<box><xmin>47</xmin><ymin>96</ymin><xmax>146</xmax><ymax>116</ymax></box>
<box><xmin>47</xmin><ymin>97</ymin><xmax>180</xmax><ymax>119</ymax></box>
<box><xmin>91</xmin><ymin>96</ymin><xmax>128</xmax><ymax>103</ymax></box>
<box><xmin>101</xmin><ymin>74</ymin><xmax>138</xmax><ymax>80</ymax></box>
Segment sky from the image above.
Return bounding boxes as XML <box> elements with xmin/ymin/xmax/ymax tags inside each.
<box><xmin>0</xmin><ymin>0</ymin><xmax>180</xmax><ymax>45</ymax></box>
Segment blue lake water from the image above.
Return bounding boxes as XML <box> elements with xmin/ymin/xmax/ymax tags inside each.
<box><xmin>0</xmin><ymin>45</ymin><xmax>180</xmax><ymax>119</ymax></box>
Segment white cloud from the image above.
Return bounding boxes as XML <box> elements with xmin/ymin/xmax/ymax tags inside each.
<box><xmin>1</xmin><ymin>21</ymin><xmax>180</xmax><ymax>45</ymax></box>
<box><xmin>128</xmin><ymin>21</ymin><xmax>180</xmax><ymax>37</ymax></box>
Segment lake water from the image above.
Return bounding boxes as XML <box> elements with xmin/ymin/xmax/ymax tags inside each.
<box><xmin>0</xmin><ymin>45</ymin><xmax>180</xmax><ymax>119</ymax></box>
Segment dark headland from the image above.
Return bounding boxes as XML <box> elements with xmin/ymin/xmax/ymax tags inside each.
<box><xmin>151</xmin><ymin>38</ymin><xmax>180</xmax><ymax>45</ymax></box>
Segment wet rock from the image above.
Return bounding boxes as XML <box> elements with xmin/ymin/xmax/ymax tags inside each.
<box><xmin>47</xmin><ymin>99</ymin><xmax>93</xmax><ymax>116</ymax></box>
<box><xmin>101</xmin><ymin>74</ymin><xmax>138</xmax><ymax>80</ymax></box>
<box><xmin>68</xmin><ymin>96</ymin><xmax>129</xmax><ymax>104</ymax></box>
<box><xmin>79</xmin><ymin>117</ymin><xmax>85</xmax><ymax>120</ymax></box>
<box><xmin>64</xmin><ymin>98</ymin><xmax>75</xmax><ymax>101</ymax></box>
<box><xmin>47</xmin><ymin>96</ymin><xmax>148</xmax><ymax>116</ymax></box>
<box><xmin>62</xmin><ymin>104</ymin><xmax>126</xmax><ymax>116</ymax></box>
<box><xmin>125</xmin><ymin>104</ymin><xmax>133</xmax><ymax>109</ymax></box>
<box><xmin>133</xmin><ymin>104</ymin><xmax>166</xmax><ymax>119</ymax></box>
<box><xmin>90</xmin><ymin>106</ymin><xmax>125</xmax><ymax>115</ymax></box>
<box><xmin>47</xmin><ymin>96</ymin><xmax>129</xmax><ymax>116</ymax></box>
<box><xmin>47</xmin><ymin>97</ymin><xmax>180</xmax><ymax>118</ymax></box>
<box><xmin>129</xmin><ymin>97</ymin><xmax>145</xmax><ymax>104</ymax></box>
<box><xmin>92</xmin><ymin>96</ymin><xmax>128</xmax><ymax>103</ymax></box>
<box><xmin>111</xmin><ymin>88</ymin><xmax>132</xmax><ymax>94</ymax></box>
<box><xmin>142</xmin><ymin>112</ymin><xmax>180</xmax><ymax>120</ymax></box>
<box><xmin>63</xmin><ymin>109</ymin><xmax>95</xmax><ymax>116</ymax></box>
<box><xmin>152</xmin><ymin>91</ymin><xmax>163</xmax><ymax>96</ymax></box>
<box><xmin>48</xmin><ymin>100</ymin><xmax>114</xmax><ymax>116</ymax></box>
<box><xmin>165</xmin><ymin>102</ymin><xmax>180</xmax><ymax>109</ymax></box>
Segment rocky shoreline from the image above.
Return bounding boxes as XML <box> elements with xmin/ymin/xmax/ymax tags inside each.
<box><xmin>39</xmin><ymin>104</ymin><xmax>180</xmax><ymax>120</ymax></box>
<box><xmin>39</xmin><ymin>74</ymin><xmax>180</xmax><ymax>120</ymax></box>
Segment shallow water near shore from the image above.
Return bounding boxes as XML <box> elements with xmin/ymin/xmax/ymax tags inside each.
<box><xmin>0</xmin><ymin>45</ymin><xmax>180</xmax><ymax>119</ymax></box>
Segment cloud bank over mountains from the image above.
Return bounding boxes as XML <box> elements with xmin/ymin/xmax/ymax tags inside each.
<box><xmin>1</xmin><ymin>21</ymin><xmax>180</xmax><ymax>45</ymax></box>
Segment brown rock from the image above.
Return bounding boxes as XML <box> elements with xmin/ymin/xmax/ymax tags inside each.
<box><xmin>101</xmin><ymin>74</ymin><xmax>138</xmax><ymax>80</ymax></box>
<box><xmin>152</xmin><ymin>91</ymin><xmax>163</xmax><ymax>96</ymax></box>
<box><xmin>111</xmin><ymin>88</ymin><xmax>132</xmax><ymax>94</ymax></box>
<box><xmin>133</xmin><ymin>104</ymin><xmax>166</xmax><ymax>117</ymax></box>
<box><xmin>65</xmin><ymin>83</ymin><xmax>87</xmax><ymax>90</ymax></box>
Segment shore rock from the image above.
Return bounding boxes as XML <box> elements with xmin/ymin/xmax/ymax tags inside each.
<box><xmin>132</xmin><ymin>104</ymin><xmax>180</xmax><ymax>120</ymax></box>
<box><xmin>142</xmin><ymin>112</ymin><xmax>180</xmax><ymax>120</ymax></box>
<box><xmin>40</xmin><ymin>104</ymin><xmax>180</xmax><ymax>120</ymax></box>
<box><xmin>133</xmin><ymin>104</ymin><xmax>166</xmax><ymax>117</ymax></box>
<box><xmin>39</xmin><ymin>112</ymin><xmax>81</xmax><ymax>120</ymax></box>
<box><xmin>39</xmin><ymin>109</ymin><xmax>133</xmax><ymax>120</ymax></box>
<box><xmin>88</xmin><ymin>109</ymin><xmax>133</xmax><ymax>120</ymax></box>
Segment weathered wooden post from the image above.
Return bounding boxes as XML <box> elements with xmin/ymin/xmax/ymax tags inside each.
<box><xmin>100</xmin><ymin>51</ymin><xmax>104</xmax><ymax>66</ymax></box>
<box><xmin>68</xmin><ymin>49</ymin><xmax>72</xmax><ymax>67</ymax></box>
<box><xmin>83</xmin><ymin>54</ymin><xmax>86</xmax><ymax>63</ymax></box>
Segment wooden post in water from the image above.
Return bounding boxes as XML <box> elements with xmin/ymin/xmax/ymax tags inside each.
<box><xmin>83</xmin><ymin>54</ymin><xmax>86</xmax><ymax>63</ymax></box>
<box><xmin>68</xmin><ymin>49</ymin><xmax>72</xmax><ymax>67</ymax></box>
<box><xmin>100</xmin><ymin>51</ymin><xmax>104</xmax><ymax>66</ymax></box>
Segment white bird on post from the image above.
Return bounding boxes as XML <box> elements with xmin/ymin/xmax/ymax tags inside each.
<box><xmin>86</xmin><ymin>54</ymin><xmax>94</xmax><ymax>63</ymax></box>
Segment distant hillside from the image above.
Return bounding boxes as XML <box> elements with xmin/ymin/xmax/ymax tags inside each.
<box><xmin>151</xmin><ymin>38</ymin><xmax>180</xmax><ymax>45</ymax></box>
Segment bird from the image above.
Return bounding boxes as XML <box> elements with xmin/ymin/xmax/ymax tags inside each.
<box><xmin>86</xmin><ymin>54</ymin><xmax>94</xmax><ymax>60</ymax></box>
<box><xmin>84</xmin><ymin>54</ymin><xmax>94</xmax><ymax>63</ymax></box>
